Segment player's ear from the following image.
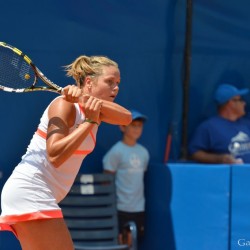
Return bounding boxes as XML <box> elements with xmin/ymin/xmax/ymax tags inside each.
<box><xmin>85</xmin><ymin>76</ymin><xmax>93</xmax><ymax>89</ymax></box>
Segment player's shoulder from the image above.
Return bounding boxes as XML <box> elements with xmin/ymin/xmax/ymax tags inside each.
<box><xmin>47</xmin><ymin>96</ymin><xmax>77</xmax><ymax>123</ymax></box>
<box><xmin>49</xmin><ymin>96</ymin><xmax>75</xmax><ymax>110</ymax></box>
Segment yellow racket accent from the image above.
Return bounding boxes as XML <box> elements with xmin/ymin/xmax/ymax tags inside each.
<box><xmin>25</xmin><ymin>74</ymin><xmax>31</xmax><ymax>80</ymax></box>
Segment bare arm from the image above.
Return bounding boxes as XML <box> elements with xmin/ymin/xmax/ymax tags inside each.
<box><xmin>46</xmin><ymin>96</ymin><xmax>102</xmax><ymax>168</ymax></box>
<box><xmin>80</xmin><ymin>95</ymin><xmax>132</xmax><ymax>126</ymax></box>
<box><xmin>99</xmin><ymin>100</ymin><xmax>132</xmax><ymax>125</ymax></box>
<box><xmin>191</xmin><ymin>150</ymin><xmax>237</xmax><ymax>164</ymax></box>
<box><xmin>61</xmin><ymin>86</ymin><xmax>132</xmax><ymax>125</ymax></box>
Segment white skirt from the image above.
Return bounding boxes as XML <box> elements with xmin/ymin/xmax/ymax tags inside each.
<box><xmin>0</xmin><ymin>164</ymin><xmax>63</xmax><ymax>235</ymax></box>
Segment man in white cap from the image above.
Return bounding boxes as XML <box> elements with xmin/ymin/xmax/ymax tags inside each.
<box><xmin>103</xmin><ymin>109</ymin><xmax>149</xmax><ymax>246</ymax></box>
<box><xmin>189</xmin><ymin>83</ymin><xmax>250</xmax><ymax>164</ymax></box>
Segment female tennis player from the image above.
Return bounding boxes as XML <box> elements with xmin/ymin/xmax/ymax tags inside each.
<box><xmin>0</xmin><ymin>55</ymin><xmax>132</xmax><ymax>250</ymax></box>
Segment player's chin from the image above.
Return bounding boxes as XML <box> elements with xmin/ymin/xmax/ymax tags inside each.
<box><xmin>108</xmin><ymin>96</ymin><xmax>116</xmax><ymax>102</ymax></box>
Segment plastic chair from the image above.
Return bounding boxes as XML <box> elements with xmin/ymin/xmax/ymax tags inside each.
<box><xmin>59</xmin><ymin>173</ymin><xmax>137</xmax><ymax>250</ymax></box>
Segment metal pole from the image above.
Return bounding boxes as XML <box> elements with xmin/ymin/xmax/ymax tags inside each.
<box><xmin>180</xmin><ymin>0</ymin><xmax>193</xmax><ymax>160</ymax></box>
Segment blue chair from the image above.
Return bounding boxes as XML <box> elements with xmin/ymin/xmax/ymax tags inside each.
<box><xmin>60</xmin><ymin>173</ymin><xmax>137</xmax><ymax>250</ymax></box>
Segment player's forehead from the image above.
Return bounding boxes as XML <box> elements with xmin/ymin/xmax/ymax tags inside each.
<box><xmin>101</xmin><ymin>66</ymin><xmax>120</xmax><ymax>77</ymax></box>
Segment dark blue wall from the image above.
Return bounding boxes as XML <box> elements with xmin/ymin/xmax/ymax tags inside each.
<box><xmin>1</xmin><ymin>1</ymin><xmax>250</xmax><ymax>170</ymax></box>
<box><xmin>2</xmin><ymin>0</ymin><xmax>250</xmax><ymax>249</ymax></box>
<box><xmin>188</xmin><ymin>0</ymin><xmax>250</xmax><ymax>142</ymax></box>
<box><xmin>0</xmin><ymin>0</ymin><xmax>177</xmax><ymax>175</ymax></box>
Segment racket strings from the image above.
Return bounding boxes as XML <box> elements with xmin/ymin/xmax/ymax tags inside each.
<box><xmin>0</xmin><ymin>47</ymin><xmax>35</xmax><ymax>89</ymax></box>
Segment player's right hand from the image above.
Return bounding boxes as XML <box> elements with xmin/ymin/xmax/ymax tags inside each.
<box><xmin>81</xmin><ymin>95</ymin><xmax>103</xmax><ymax>124</ymax></box>
<box><xmin>62</xmin><ymin>85</ymin><xmax>82</xmax><ymax>103</ymax></box>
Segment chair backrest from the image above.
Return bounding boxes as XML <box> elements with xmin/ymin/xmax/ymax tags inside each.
<box><xmin>60</xmin><ymin>173</ymin><xmax>125</xmax><ymax>248</ymax></box>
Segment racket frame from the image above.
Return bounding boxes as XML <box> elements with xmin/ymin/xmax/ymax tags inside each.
<box><xmin>0</xmin><ymin>42</ymin><xmax>62</xmax><ymax>94</ymax></box>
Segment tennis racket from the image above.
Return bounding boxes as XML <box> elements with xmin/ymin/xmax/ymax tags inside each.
<box><xmin>0</xmin><ymin>42</ymin><xmax>62</xmax><ymax>94</ymax></box>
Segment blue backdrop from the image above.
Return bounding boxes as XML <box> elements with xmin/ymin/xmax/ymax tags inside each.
<box><xmin>1</xmin><ymin>0</ymin><xmax>250</xmax><ymax>171</ymax></box>
<box><xmin>1</xmin><ymin>0</ymin><xmax>250</xmax><ymax>249</ymax></box>
<box><xmin>0</xmin><ymin>0</ymin><xmax>175</xmax><ymax>175</ymax></box>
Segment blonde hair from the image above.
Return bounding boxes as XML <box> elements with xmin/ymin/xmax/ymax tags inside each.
<box><xmin>65</xmin><ymin>55</ymin><xmax>118</xmax><ymax>87</ymax></box>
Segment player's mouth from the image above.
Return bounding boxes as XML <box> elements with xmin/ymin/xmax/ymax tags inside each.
<box><xmin>110</xmin><ymin>94</ymin><xmax>117</xmax><ymax>100</ymax></box>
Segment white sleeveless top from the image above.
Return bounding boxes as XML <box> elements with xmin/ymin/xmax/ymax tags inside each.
<box><xmin>15</xmin><ymin>97</ymin><xmax>98</xmax><ymax>202</ymax></box>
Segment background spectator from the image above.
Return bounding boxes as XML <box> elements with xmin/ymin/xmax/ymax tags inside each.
<box><xmin>103</xmin><ymin>109</ymin><xmax>150</xmax><ymax>246</ymax></box>
<box><xmin>189</xmin><ymin>84</ymin><xmax>250</xmax><ymax>164</ymax></box>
